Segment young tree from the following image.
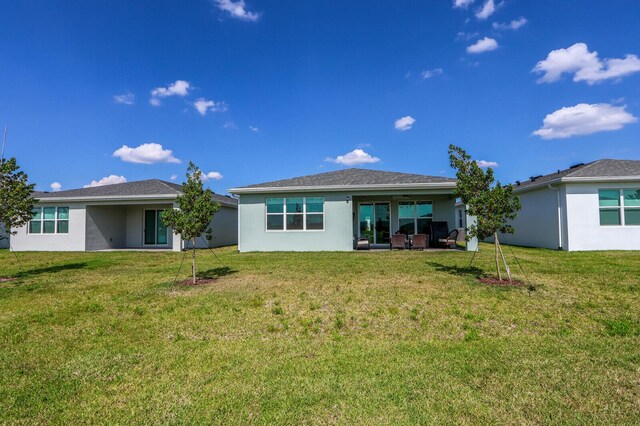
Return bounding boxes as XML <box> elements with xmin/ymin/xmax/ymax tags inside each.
<box><xmin>0</xmin><ymin>157</ymin><xmax>37</xmax><ymax>241</ymax></box>
<box><xmin>161</xmin><ymin>162</ymin><xmax>221</xmax><ymax>284</ymax></box>
<box><xmin>448</xmin><ymin>145</ymin><xmax>521</xmax><ymax>282</ymax></box>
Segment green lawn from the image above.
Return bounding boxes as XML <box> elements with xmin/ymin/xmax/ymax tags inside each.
<box><xmin>1</xmin><ymin>245</ymin><xmax>639</xmax><ymax>424</ymax></box>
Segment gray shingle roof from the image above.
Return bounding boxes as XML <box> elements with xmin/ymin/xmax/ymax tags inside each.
<box><xmin>234</xmin><ymin>168</ymin><xmax>456</xmax><ymax>190</ymax></box>
<box><xmin>34</xmin><ymin>179</ymin><xmax>237</xmax><ymax>207</ymax></box>
<box><xmin>568</xmin><ymin>159</ymin><xmax>640</xmax><ymax>177</ymax></box>
<box><xmin>514</xmin><ymin>159</ymin><xmax>640</xmax><ymax>190</ymax></box>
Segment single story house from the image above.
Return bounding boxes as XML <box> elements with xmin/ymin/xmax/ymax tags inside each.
<box><xmin>10</xmin><ymin>179</ymin><xmax>238</xmax><ymax>252</ymax></box>
<box><xmin>500</xmin><ymin>159</ymin><xmax>640</xmax><ymax>251</ymax></box>
<box><xmin>229</xmin><ymin>168</ymin><xmax>477</xmax><ymax>252</ymax></box>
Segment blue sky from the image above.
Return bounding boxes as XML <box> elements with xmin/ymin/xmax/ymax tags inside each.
<box><xmin>2</xmin><ymin>0</ymin><xmax>640</xmax><ymax>194</ymax></box>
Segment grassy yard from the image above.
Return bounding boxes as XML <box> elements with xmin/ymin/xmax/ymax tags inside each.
<box><xmin>0</xmin><ymin>245</ymin><xmax>639</xmax><ymax>424</ymax></box>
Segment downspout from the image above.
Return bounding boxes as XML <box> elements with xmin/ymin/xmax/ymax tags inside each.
<box><xmin>547</xmin><ymin>184</ymin><xmax>563</xmax><ymax>250</ymax></box>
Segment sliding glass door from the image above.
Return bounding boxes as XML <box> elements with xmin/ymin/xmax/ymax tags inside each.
<box><xmin>144</xmin><ymin>209</ymin><xmax>168</xmax><ymax>246</ymax></box>
<box><xmin>358</xmin><ymin>203</ymin><xmax>390</xmax><ymax>245</ymax></box>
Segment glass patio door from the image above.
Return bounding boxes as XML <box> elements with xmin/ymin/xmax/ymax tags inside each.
<box><xmin>359</xmin><ymin>203</ymin><xmax>390</xmax><ymax>245</ymax></box>
<box><xmin>144</xmin><ymin>210</ymin><xmax>168</xmax><ymax>245</ymax></box>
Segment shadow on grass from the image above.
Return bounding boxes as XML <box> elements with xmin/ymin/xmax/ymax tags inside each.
<box><xmin>15</xmin><ymin>263</ymin><xmax>88</xmax><ymax>278</ymax></box>
<box><xmin>426</xmin><ymin>261</ymin><xmax>484</xmax><ymax>278</ymax></box>
<box><xmin>197</xmin><ymin>266</ymin><xmax>238</xmax><ymax>279</ymax></box>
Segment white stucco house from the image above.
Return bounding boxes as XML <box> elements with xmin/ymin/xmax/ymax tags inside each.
<box><xmin>230</xmin><ymin>168</ymin><xmax>477</xmax><ymax>252</ymax></box>
<box><xmin>500</xmin><ymin>159</ymin><xmax>640</xmax><ymax>251</ymax></box>
<box><xmin>10</xmin><ymin>179</ymin><xmax>238</xmax><ymax>252</ymax></box>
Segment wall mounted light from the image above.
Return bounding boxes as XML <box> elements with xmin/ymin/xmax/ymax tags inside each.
<box><xmin>346</xmin><ymin>196</ymin><xmax>350</xmax><ymax>203</ymax></box>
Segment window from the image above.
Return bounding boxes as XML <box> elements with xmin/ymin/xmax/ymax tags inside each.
<box><xmin>266</xmin><ymin>197</ymin><xmax>324</xmax><ymax>231</ymax></box>
<box><xmin>624</xmin><ymin>189</ymin><xmax>640</xmax><ymax>225</ymax></box>
<box><xmin>28</xmin><ymin>207</ymin><xmax>69</xmax><ymax>234</ymax></box>
<box><xmin>398</xmin><ymin>201</ymin><xmax>432</xmax><ymax>235</ymax></box>
<box><xmin>457</xmin><ymin>209</ymin><xmax>465</xmax><ymax>228</ymax></box>
<box><xmin>599</xmin><ymin>189</ymin><xmax>640</xmax><ymax>226</ymax></box>
<box><xmin>398</xmin><ymin>203</ymin><xmax>415</xmax><ymax>235</ymax></box>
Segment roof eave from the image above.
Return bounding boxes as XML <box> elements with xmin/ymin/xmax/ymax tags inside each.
<box><xmin>229</xmin><ymin>182</ymin><xmax>457</xmax><ymax>194</ymax></box>
<box><xmin>36</xmin><ymin>193</ymin><xmax>238</xmax><ymax>208</ymax></box>
<box><xmin>562</xmin><ymin>176</ymin><xmax>640</xmax><ymax>183</ymax></box>
<box><xmin>35</xmin><ymin>194</ymin><xmax>179</xmax><ymax>202</ymax></box>
<box><xmin>513</xmin><ymin>175</ymin><xmax>640</xmax><ymax>193</ymax></box>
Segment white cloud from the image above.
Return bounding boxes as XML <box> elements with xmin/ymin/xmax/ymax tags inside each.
<box><xmin>50</xmin><ymin>182</ymin><xmax>62</xmax><ymax>192</ymax></box>
<box><xmin>533</xmin><ymin>43</ymin><xmax>640</xmax><ymax>84</ymax></box>
<box><xmin>422</xmin><ymin>68</ymin><xmax>444</xmax><ymax>79</ymax></box>
<box><xmin>201</xmin><ymin>171</ymin><xmax>224</xmax><ymax>181</ymax></box>
<box><xmin>113</xmin><ymin>143</ymin><xmax>181</xmax><ymax>164</ymax></box>
<box><xmin>453</xmin><ymin>0</ymin><xmax>475</xmax><ymax>8</ymax></box>
<box><xmin>456</xmin><ymin>31</ymin><xmax>479</xmax><ymax>41</ymax></box>
<box><xmin>214</xmin><ymin>0</ymin><xmax>260</xmax><ymax>22</ymax></box>
<box><xmin>193</xmin><ymin>98</ymin><xmax>228</xmax><ymax>116</ymax></box>
<box><xmin>326</xmin><ymin>149</ymin><xmax>380</xmax><ymax>166</ymax></box>
<box><xmin>475</xmin><ymin>0</ymin><xmax>495</xmax><ymax>20</ymax></box>
<box><xmin>113</xmin><ymin>92</ymin><xmax>135</xmax><ymax>105</ymax></box>
<box><xmin>493</xmin><ymin>17</ymin><xmax>527</xmax><ymax>30</ymax></box>
<box><xmin>249</xmin><ymin>125</ymin><xmax>259</xmax><ymax>132</ymax></box>
<box><xmin>394</xmin><ymin>116</ymin><xmax>416</xmax><ymax>131</ymax></box>
<box><xmin>476</xmin><ymin>160</ymin><xmax>498</xmax><ymax>168</ymax></box>
<box><xmin>84</xmin><ymin>175</ymin><xmax>127</xmax><ymax>188</ymax></box>
<box><xmin>467</xmin><ymin>37</ymin><xmax>498</xmax><ymax>54</ymax></box>
<box><xmin>170</xmin><ymin>174</ymin><xmax>178</xmax><ymax>181</ymax></box>
<box><xmin>150</xmin><ymin>80</ymin><xmax>190</xmax><ymax>106</ymax></box>
<box><xmin>532</xmin><ymin>103</ymin><xmax>637</xmax><ymax>140</ymax></box>
<box><xmin>222</xmin><ymin>121</ymin><xmax>237</xmax><ymax>129</ymax></box>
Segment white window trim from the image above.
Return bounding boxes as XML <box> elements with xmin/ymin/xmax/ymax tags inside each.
<box><xmin>28</xmin><ymin>206</ymin><xmax>70</xmax><ymax>235</ymax></box>
<box><xmin>265</xmin><ymin>197</ymin><xmax>325</xmax><ymax>232</ymax></box>
<box><xmin>397</xmin><ymin>201</ymin><xmax>433</xmax><ymax>235</ymax></box>
<box><xmin>599</xmin><ymin>188</ymin><xmax>640</xmax><ymax>227</ymax></box>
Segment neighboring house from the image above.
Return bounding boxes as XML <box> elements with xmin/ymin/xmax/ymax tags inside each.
<box><xmin>229</xmin><ymin>168</ymin><xmax>477</xmax><ymax>252</ymax></box>
<box><xmin>10</xmin><ymin>179</ymin><xmax>238</xmax><ymax>252</ymax></box>
<box><xmin>500</xmin><ymin>159</ymin><xmax>640</xmax><ymax>251</ymax></box>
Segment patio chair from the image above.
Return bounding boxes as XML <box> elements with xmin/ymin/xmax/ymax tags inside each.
<box><xmin>411</xmin><ymin>233</ymin><xmax>427</xmax><ymax>250</ymax></box>
<box><xmin>391</xmin><ymin>234</ymin><xmax>406</xmax><ymax>250</ymax></box>
<box><xmin>438</xmin><ymin>229</ymin><xmax>459</xmax><ymax>248</ymax></box>
<box><xmin>430</xmin><ymin>221</ymin><xmax>450</xmax><ymax>247</ymax></box>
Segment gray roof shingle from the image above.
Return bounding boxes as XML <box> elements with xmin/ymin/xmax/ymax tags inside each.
<box><xmin>34</xmin><ymin>179</ymin><xmax>237</xmax><ymax>207</ymax></box>
<box><xmin>234</xmin><ymin>168</ymin><xmax>456</xmax><ymax>190</ymax></box>
<box><xmin>514</xmin><ymin>159</ymin><xmax>640</xmax><ymax>190</ymax></box>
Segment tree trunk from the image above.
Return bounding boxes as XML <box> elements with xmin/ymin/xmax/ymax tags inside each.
<box><xmin>497</xmin><ymin>238</ymin><xmax>512</xmax><ymax>283</ymax></box>
<box><xmin>192</xmin><ymin>238</ymin><xmax>196</xmax><ymax>284</ymax></box>
<box><xmin>494</xmin><ymin>233</ymin><xmax>502</xmax><ymax>281</ymax></box>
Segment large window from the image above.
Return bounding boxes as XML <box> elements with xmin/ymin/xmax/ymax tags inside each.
<box><xmin>599</xmin><ymin>189</ymin><xmax>640</xmax><ymax>226</ymax></box>
<box><xmin>398</xmin><ymin>201</ymin><xmax>432</xmax><ymax>235</ymax></box>
<box><xmin>29</xmin><ymin>207</ymin><xmax>69</xmax><ymax>234</ymax></box>
<box><xmin>266</xmin><ymin>197</ymin><xmax>324</xmax><ymax>231</ymax></box>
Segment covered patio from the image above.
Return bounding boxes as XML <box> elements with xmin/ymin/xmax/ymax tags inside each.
<box><xmin>351</xmin><ymin>192</ymin><xmax>473</xmax><ymax>251</ymax></box>
<box><xmin>85</xmin><ymin>203</ymin><xmax>180</xmax><ymax>251</ymax></box>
